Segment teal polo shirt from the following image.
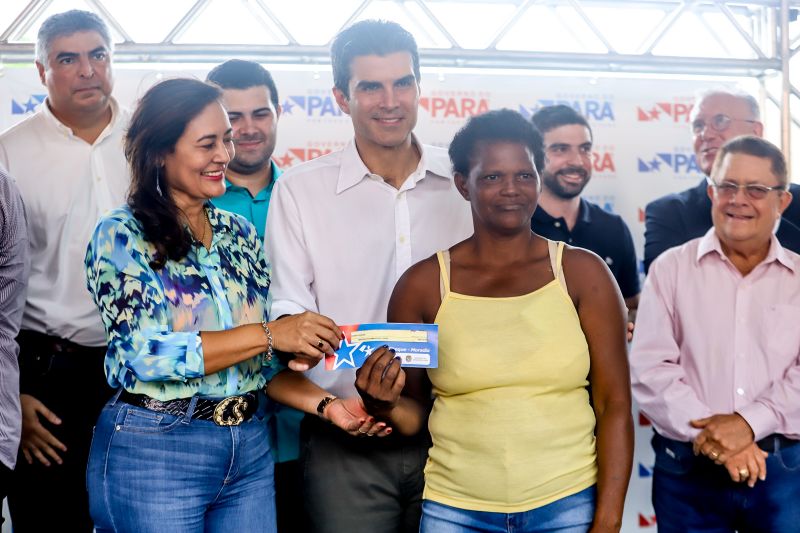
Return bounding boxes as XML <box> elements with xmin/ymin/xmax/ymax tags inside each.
<box><xmin>212</xmin><ymin>161</ymin><xmax>304</xmax><ymax>463</ymax></box>
<box><xmin>211</xmin><ymin>161</ymin><xmax>282</xmax><ymax>240</ymax></box>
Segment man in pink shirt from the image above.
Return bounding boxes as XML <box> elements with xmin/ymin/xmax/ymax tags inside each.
<box><xmin>631</xmin><ymin>135</ymin><xmax>800</xmax><ymax>532</ymax></box>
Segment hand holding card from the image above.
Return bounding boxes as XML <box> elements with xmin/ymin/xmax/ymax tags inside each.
<box><xmin>355</xmin><ymin>346</ymin><xmax>406</xmax><ymax>418</ymax></box>
<box><xmin>324</xmin><ymin>323</ymin><xmax>438</xmax><ymax>371</ymax></box>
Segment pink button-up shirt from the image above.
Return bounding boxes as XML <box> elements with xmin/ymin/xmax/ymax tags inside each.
<box><xmin>630</xmin><ymin>228</ymin><xmax>800</xmax><ymax>442</ymax></box>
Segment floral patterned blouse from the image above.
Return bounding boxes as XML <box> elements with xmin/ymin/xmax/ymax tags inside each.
<box><xmin>85</xmin><ymin>203</ymin><xmax>282</xmax><ymax>401</ymax></box>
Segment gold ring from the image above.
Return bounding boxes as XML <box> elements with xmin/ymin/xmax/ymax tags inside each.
<box><xmin>357</xmin><ymin>428</ymin><xmax>368</xmax><ymax>434</ymax></box>
<box><xmin>317</xmin><ymin>340</ymin><xmax>324</xmax><ymax>349</ymax></box>
<box><xmin>710</xmin><ymin>450</ymin><xmax>719</xmax><ymax>459</ymax></box>
<box><xmin>739</xmin><ymin>469</ymin><xmax>749</xmax><ymax>478</ymax></box>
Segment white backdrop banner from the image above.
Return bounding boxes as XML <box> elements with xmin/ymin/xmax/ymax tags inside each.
<box><xmin>0</xmin><ymin>64</ymin><xmax>745</xmax><ymax>532</ymax></box>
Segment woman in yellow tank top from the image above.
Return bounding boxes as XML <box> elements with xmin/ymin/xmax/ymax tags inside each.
<box><xmin>355</xmin><ymin>109</ymin><xmax>633</xmax><ymax>533</ymax></box>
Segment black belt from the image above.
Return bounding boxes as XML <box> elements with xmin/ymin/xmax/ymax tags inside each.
<box><xmin>119</xmin><ymin>390</ymin><xmax>258</xmax><ymax>427</ymax></box>
<box><xmin>756</xmin><ymin>433</ymin><xmax>799</xmax><ymax>452</ymax></box>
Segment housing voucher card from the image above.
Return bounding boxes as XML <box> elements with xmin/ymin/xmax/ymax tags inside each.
<box><xmin>325</xmin><ymin>323</ymin><xmax>439</xmax><ymax>370</ymax></box>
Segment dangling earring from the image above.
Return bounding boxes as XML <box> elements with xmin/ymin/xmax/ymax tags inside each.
<box><xmin>155</xmin><ymin>166</ymin><xmax>163</xmax><ymax>197</ymax></box>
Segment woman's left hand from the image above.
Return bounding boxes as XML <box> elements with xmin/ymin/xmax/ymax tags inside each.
<box><xmin>324</xmin><ymin>397</ymin><xmax>393</xmax><ymax>438</ymax></box>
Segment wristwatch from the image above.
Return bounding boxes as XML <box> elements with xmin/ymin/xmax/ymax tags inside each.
<box><xmin>316</xmin><ymin>396</ymin><xmax>338</xmax><ymax>420</ymax></box>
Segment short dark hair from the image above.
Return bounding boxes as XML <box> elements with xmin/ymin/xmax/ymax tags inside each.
<box><xmin>126</xmin><ymin>78</ymin><xmax>223</xmax><ymax>269</ymax></box>
<box><xmin>531</xmin><ymin>104</ymin><xmax>592</xmax><ymax>140</ymax></box>
<box><xmin>206</xmin><ymin>60</ymin><xmax>279</xmax><ymax>109</ymax></box>
<box><xmin>711</xmin><ymin>135</ymin><xmax>789</xmax><ymax>189</ymax></box>
<box><xmin>331</xmin><ymin>19</ymin><xmax>420</xmax><ymax>98</ymax></box>
<box><xmin>449</xmin><ymin>109</ymin><xmax>544</xmax><ymax>176</ymax></box>
<box><xmin>36</xmin><ymin>10</ymin><xmax>112</xmax><ymax>65</ymax></box>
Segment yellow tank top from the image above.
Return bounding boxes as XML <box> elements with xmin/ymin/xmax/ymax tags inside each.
<box><xmin>424</xmin><ymin>240</ymin><xmax>597</xmax><ymax>513</ymax></box>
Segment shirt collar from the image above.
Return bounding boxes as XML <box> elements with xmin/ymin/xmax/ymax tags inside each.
<box><xmin>224</xmin><ymin>160</ymin><xmax>282</xmax><ymax>195</ymax></box>
<box><xmin>41</xmin><ymin>97</ymin><xmax>120</xmax><ymax>142</ymax></box>
<box><xmin>335</xmin><ymin>134</ymin><xmax>451</xmax><ymax>195</ymax></box>
<box><xmin>533</xmin><ymin>198</ymin><xmax>590</xmax><ymax>226</ymax></box>
<box><xmin>205</xmin><ymin>201</ymin><xmax>227</xmax><ymax>248</ymax></box>
<box><xmin>578</xmin><ymin>198</ymin><xmax>592</xmax><ymax>224</ymax></box>
<box><xmin>696</xmin><ymin>227</ymin><xmax>796</xmax><ymax>273</ymax></box>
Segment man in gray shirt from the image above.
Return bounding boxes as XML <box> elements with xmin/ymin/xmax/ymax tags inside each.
<box><xmin>0</xmin><ymin>167</ymin><xmax>30</xmax><ymax>525</ymax></box>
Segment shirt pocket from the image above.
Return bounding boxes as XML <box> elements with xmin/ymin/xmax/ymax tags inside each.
<box><xmin>760</xmin><ymin>304</ymin><xmax>800</xmax><ymax>364</ymax></box>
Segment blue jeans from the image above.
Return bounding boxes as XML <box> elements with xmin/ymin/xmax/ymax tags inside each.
<box><xmin>419</xmin><ymin>486</ymin><xmax>596</xmax><ymax>533</ymax></box>
<box><xmin>652</xmin><ymin>433</ymin><xmax>800</xmax><ymax>533</ymax></box>
<box><xmin>87</xmin><ymin>393</ymin><xmax>277</xmax><ymax>533</ymax></box>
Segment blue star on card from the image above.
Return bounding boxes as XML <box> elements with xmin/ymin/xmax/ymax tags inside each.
<box><xmin>332</xmin><ymin>337</ymin><xmax>376</xmax><ymax>369</ymax></box>
<box><xmin>332</xmin><ymin>337</ymin><xmax>358</xmax><ymax>369</ymax></box>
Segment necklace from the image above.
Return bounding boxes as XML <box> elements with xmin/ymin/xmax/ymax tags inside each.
<box><xmin>192</xmin><ymin>208</ymin><xmax>211</xmax><ymax>245</ymax></box>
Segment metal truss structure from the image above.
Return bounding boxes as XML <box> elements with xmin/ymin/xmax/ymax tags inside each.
<box><xmin>2</xmin><ymin>0</ymin><xmax>800</xmax><ymax>163</ymax></box>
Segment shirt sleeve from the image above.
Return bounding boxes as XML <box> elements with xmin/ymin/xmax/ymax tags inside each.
<box><xmin>629</xmin><ymin>253</ymin><xmax>713</xmax><ymax>441</ymax></box>
<box><xmin>264</xmin><ymin>179</ymin><xmax>318</xmax><ymax>318</ymax></box>
<box><xmin>0</xmin><ymin>170</ymin><xmax>28</xmax><ymax>469</ymax></box>
<box><xmin>738</xmin><ymin>349</ymin><xmax>800</xmax><ymax>441</ymax></box>
<box><xmin>617</xmin><ymin>218</ymin><xmax>641</xmax><ymax>298</ymax></box>
<box><xmin>85</xmin><ymin>216</ymin><xmax>205</xmax><ymax>384</ymax></box>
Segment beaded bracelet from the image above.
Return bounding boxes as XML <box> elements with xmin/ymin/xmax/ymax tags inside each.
<box><xmin>261</xmin><ymin>319</ymin><xmax>273</xmax><ymax>363</ymax></box>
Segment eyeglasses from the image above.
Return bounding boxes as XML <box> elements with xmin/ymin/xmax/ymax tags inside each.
<box><xmin>707</xmin><ymin>177</ymin><xmax>786</xmax><ymax>200</ymax></box>
<box><xmin>691</xmin><ymin>114</ymin><xmax>758</xmax><ymax>135</ymax></box>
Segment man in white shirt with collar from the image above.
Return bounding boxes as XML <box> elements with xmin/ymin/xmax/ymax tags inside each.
<box><xmin>266</xmin><ymin>19</ymin><xmax>472</xmax><ymax>533</ymax></box>
<box><xmin>0</xmin><ymin>10</ymin><xmax>128</xmax><ymax>531</ymax></box>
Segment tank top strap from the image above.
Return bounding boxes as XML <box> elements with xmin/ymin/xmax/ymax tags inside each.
<box><xmin>436</xmin><ymin>250</ymin><xmax>452</xmax><ymax>300</ymax></box>
<box><xmin>547</xmin><ymin>240</ymin><xmax>569</xmax><ymax>295</ymax></box>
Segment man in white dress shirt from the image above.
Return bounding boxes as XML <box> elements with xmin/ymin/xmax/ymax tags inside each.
<box><xmin>0</xmin><ymin>10</ymin><xmax>128</xmax><ymax>531</ymax></box>
<box><xmin>265</xmin><ymin>19</ymin><xmax>473</xmax><ymax>533</ymax></box>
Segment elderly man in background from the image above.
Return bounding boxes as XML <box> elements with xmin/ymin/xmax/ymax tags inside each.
<box><xmin>631</xmin><ymin>135</ymin><xmax>800</xmax><ymax>532</ymax></box>
<box><xmin>644</xmin><ymin>89</ymin><xmax>800</xmax><ymax>272</ymax></box>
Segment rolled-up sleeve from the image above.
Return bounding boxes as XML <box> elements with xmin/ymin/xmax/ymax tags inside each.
<box><xmin>86</xmin><ymin>217</ymin><xmax>204</xmax><ymax>383</ymax></box>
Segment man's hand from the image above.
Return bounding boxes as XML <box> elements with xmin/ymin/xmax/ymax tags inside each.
<box><xmin>626</xmin><ymin>322</ymin><xmax>634</xmax><ymax>343</ymax></box>
<box><xmin>722</xmin><ymin>442</ymin><xmax>768</xmax><ymax>487</ymax></box>
<box><xmin>691</xmin><ymin>413</ymin><xmax>754</xmax><ymax>463</ymax></box>
<box><xmin>323</xmin><ymin>396</ymin><xmax>392</xmax><ymax>437</ymax></box>
<box><xmin>19</xmin><ymin>394</ymin><xmax>66</xmax><ymax>466</ymax></box>
<box><xmin>354</xmin><ymin>346</ymin><xmax>405</xmax><ymax>418</ymax></box>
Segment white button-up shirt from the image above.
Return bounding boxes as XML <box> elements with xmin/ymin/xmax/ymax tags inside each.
<box><xmin>0</xmin><ymin>98</ymin><xmax>130</xmax><ymax>346</ymax></box>
<box><xmin>266</xmin><ymin>138</ymin><xmax>474</xmax><ymax>398</ymax></box>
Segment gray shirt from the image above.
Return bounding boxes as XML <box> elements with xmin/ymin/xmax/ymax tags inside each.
<box><xmin>0</xmin><ymin>167</ymin><xmax>29</xmax><ymax>470</ymax></box>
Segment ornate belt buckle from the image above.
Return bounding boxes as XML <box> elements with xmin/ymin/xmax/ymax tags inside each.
<box><xmin>213</xmin><ymin>396</ymin><xmax>248</xmax><ymax>426</ymax></box>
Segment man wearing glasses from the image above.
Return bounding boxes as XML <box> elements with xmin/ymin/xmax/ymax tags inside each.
<box><xmin>643</xmin><ymin>90</ymin><xmax>800</xmax><ymax>272</ymax></box>
<box><xmin>631</xmin><ymin>135</ymin><xmax>800</xmax><ymax>531</ymax></box>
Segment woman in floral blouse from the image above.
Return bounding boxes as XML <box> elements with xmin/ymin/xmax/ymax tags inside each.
<box><xmin>84</xmin><ymin>78</ymin><xmax>384</xmax><ymax>533</ymax></box>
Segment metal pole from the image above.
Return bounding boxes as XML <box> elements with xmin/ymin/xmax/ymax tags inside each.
<box><xmin>780</xmin><ymin>0</ymin><xmax>791</xmax><ymax>178</ymax></box>
<box><xmin>0</xmin><ymin>0</ymin><xmax>46</xmax><ymax>42</ymax></box>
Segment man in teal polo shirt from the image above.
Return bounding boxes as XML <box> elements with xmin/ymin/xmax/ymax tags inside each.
<box><xmin>207</xmin><ymin>59</ymin><xmax>282</xmax><ymax>240</ymax></box>
<box><xmin>207</xmin><ymin>61</ymin><xmax>301</xmax><ymax>532</ymax></box>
